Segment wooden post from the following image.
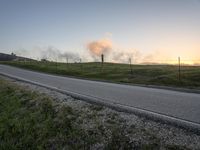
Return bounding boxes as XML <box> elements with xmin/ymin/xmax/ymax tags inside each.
<box><xmin>178</xmin><ymin>57</ymin><xmax>181</xmax><ymax>81</ymax></box>
<box><xmin>56</xmin><ymin>59</ymin><xmax>58</xmax><ymax>74</ymax></box>
<box><xmin>80</xmin><ymin>58</ymin><xmax>83</xmax><ymax>71</ymax></box>
<box><xmin>66</xmin><ymin>57</ymin><xmax>68</xmax><ymax>64</ymax></box>
<box><xmin>101</xmin><ymin>54</ymin><xmax>104</xmax><ymax>72</ymax></box>
<box><xmin>66</xmin><ymin>57</ymin><xmax>68</xmax><ymax>69</ymax></box>
<box><xmin>129</xmin><ymin>58</ymin><xmax>133</xmax><ymax>74</ymax></box>
<box><xmin>101</xmin><ymin>54</ymin><xmax>104</xmax><ymax>65</ymax></box>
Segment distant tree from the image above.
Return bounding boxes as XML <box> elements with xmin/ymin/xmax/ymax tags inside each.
<box><xmin>11</xmin><ymin>52</ymin><xmax>16</xmax><ymax>56</ymax></box>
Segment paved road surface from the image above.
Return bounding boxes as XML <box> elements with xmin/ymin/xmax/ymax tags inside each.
<box><xmin>0</xmin><ymin>64</ymin><xmax>200</xmax><ymax>126</ymax></box>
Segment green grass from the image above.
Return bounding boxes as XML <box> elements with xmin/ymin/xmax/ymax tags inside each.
<box><xmin>1</xmin><ymin>61</ymin><xmax>200</xmax><ymax>89</ymax></box>
<box><xmin>0</xmin><ymin>79</ymin><xmax>128</xmax><ymax>149</ymax></box>
<box><xmin>0</xmin><ymin>78</ymin><xmax>153</xmax><ymax>149</ymax></box>
<box><xmin>0</xmin><ymin>78</ymin><xmax>196</xmax><ymax>149</ymax></box>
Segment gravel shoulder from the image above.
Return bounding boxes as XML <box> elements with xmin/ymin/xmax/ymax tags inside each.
<box><xmin>1</xmin><ymin>75</ymin><xmax>200</xmax><ymax>150</ymax></box>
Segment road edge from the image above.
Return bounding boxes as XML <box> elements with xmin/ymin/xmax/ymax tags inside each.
<box><xmin>1</xmin><ymin>72</ymin><xmax>200</xmax><ymax>135</ymax></box>
<box><xmin>1</xmin><ymin>64</ymin><xmax>200</xmax><ymax>94</ymax></box>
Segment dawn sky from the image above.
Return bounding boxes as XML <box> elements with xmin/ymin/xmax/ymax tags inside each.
<box><xmin>0</xmin><ymin>0</ymin><xmax>200</xmax><ymax>63</ymax></box>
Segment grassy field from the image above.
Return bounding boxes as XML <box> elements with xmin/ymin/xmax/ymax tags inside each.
<box><xmin>1</xmin><ymin>78</ymin><xmax>199</xmax><ymax>149</ymax></box>
<box><xmin>1</xmin><ymin>61</ymin><xmax>200</xmax><ymax>89</ymax></box>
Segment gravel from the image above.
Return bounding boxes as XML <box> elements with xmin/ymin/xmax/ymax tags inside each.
<box><xmin>1</xmin><ymin>75</ymin><xmax>200</xmax><ymax>149</ymax></box>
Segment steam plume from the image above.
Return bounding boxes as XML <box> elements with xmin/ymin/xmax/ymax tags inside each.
<box><xmin>112</xmin><ymin>49</ymin><xmax>141</xmax><ymax>64</ymax></box>
<box><xmin>87</xmin><ymin>39</ymin><xmax>112</xmax><ymax>60</ymax></box>
<box><xmin>14</xmin><ymin>46</ymin><xmax>79</xmax><ymax>62</ymax></box>
<box><xmin>59</xmin><ymin>52</ymin><xmax>80</xmax><ymax>62</ymax></box>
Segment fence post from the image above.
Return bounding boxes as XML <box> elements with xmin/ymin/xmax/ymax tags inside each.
<box><xmin>80</xmin><ymin>58</ymin><xmax>83</xmax><ymax>71</ymax></box>
<box><xmin>178</xmin><ymin>57</ymin><xmax>181</xmax><ymax>81</ymax></box>
<box><xmin>101</xmin><ymin>54</ymin><xmax>104</xmax><ymax>72</ymax></box>
<box><xmin>56</xmin><ymin>59</ymin><xmax>58</xmax><ymax>74</ymax></box>
<box><xmin>129</xmin><ymin>58</ymin><xmax>133</xmax><ymax>75</ymax></box>
<box><xmin>66</xmin><ymin>57</ymin><xmax>68</xmax><ymax>68</ymax></box>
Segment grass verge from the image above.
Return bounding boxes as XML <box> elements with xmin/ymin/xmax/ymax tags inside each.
<box><xmin>0</xmin><ymin>78</ymin><xmax>199</xmax><ymax>149</ymax></box>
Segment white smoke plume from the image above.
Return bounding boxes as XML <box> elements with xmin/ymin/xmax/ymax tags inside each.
<box><xmin>112</xmin><ymin>49</ymin><xmax>141</xmax><ymax>64</ymax></box>
<box><xmin>59</xmin><ymin>52</ymin><xmax>80</xmax><ymax>63</ymax></box>
<box><xmin>14</xmin><ymin>46</ymin><xmax>79</xmax><ymax>63</ymax></box>
<box><xmin>87</xmin><ymin>39</ymin><xmax>112</xmax><ymax>61</ymax></box>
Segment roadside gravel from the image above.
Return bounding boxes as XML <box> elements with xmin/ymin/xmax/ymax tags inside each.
<box><xmin>1</xmin><ymin>75</ymin><xmax>200</xmax><ymax>149</ymax></box>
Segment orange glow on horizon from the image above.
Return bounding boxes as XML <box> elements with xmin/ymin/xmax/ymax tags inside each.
<box><xmin>142</xmin><ymin>59</ymin><xmax>200</xmax><ymax>65</ymax></box>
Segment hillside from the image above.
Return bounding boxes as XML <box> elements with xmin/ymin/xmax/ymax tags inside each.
<box><xmin>0</xmin><ymin>53</ymin><xmax>35</xmax><ymax>61</ymax></box>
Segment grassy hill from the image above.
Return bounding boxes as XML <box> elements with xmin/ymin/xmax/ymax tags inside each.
<box><xmin>1</xmin><ymin>61</ymin><xmax>200</xmax><ymax>89</ymax></box>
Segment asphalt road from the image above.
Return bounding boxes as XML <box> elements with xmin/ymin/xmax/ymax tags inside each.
<box><xmin>0</xmin><ymin>64</ymin><xmax>200</xmax><ymax>126</ymax></box>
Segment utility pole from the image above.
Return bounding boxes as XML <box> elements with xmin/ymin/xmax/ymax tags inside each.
<box><xmin>178</xmin><ymin>57</ymin><xmax>181</xmax><ymax>81</ymax></box>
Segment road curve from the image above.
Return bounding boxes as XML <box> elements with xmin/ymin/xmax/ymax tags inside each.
<box><xmin>0</xmin><ymin>64</ymin><xmax>200</xmax><ymax>128</ymax></box>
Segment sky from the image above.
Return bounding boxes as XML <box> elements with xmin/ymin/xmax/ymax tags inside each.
<box><xmin>0</xmin><ymin>0</ymin><xmax>200</xmax><ymax>64</ymax></box>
